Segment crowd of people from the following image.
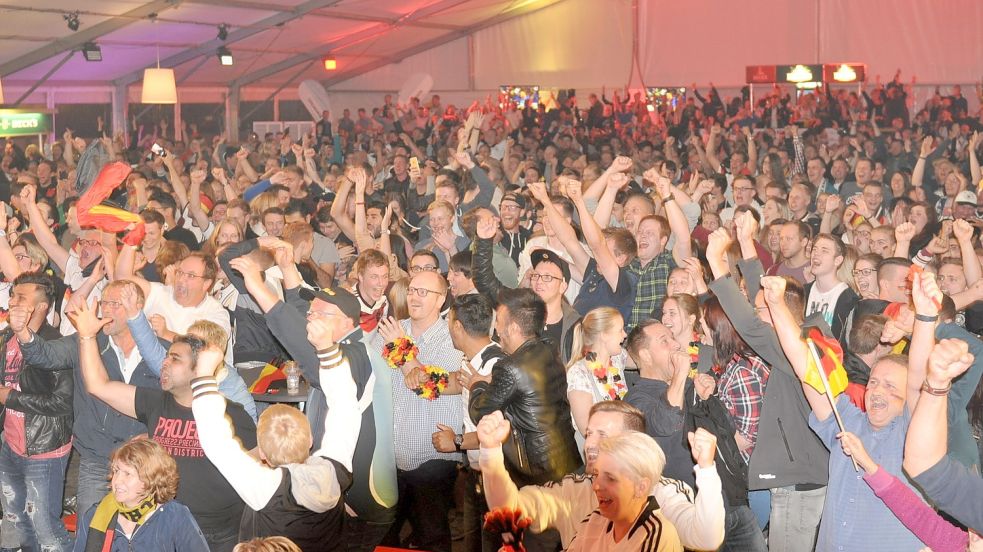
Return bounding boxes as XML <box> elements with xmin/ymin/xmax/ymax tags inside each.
<box><xmin>0</xmin><ymin>71</ymin><xmax>980</xmax><ymax>552</ymax></box>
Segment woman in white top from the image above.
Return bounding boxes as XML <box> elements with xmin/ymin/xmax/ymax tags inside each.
<box><xmin>567</xmin><ymin>431</ymin><xmax>682</xmax><ymax>552</ymax></box>
<box><xmin>566</xmin><ymin>307</ymin><xmax>628</xmax><ymax>453</ymax></box>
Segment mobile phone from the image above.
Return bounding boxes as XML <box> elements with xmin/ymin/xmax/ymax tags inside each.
<box><xmin>151</xmin><ymin>143</ymin><xmax>166</xmax><ymax>158</ymax></box>
<box><xmin>409</xmin><ymin>156</ymin><xmax>420</xmax><ymax>173</ymax></box>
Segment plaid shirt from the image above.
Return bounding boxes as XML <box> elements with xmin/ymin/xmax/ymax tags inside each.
<box><xmin>716</xmin><ymin>352</ymin><xmax>771</xmax><ymax>464</ymax></box>
<box><xmin>627</xmin><ymin>251</ymin><xmax>676</xmax><ymax>330</ymax></box>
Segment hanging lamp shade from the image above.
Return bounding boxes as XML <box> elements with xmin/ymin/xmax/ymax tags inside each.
<box><xmin>0</xmin><ymin>78</ymin><xmax>5</xmax><ymax>104</ymax></box>
<box><xmin>141</xmin><ymin>68</ymin><xmax>176</xmax><ymax>104</ymax></box>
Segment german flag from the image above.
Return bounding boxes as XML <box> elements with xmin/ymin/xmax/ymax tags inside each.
<box><xmin>803</xmin><ymin>327</ymin><xmax>849</xmax><ymax>397</ymax></box>
<box><xmin>75</xmin><ymin>162</ymin><xmax>145</xmax><ymax>246</ymax></box>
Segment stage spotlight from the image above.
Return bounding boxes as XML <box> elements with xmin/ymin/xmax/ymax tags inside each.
<box><xmin>217</xmin><ymin>24</ymin><xmax>229</xmax><ymax>41</ymax></box>
<box><xmin>82</xmin><ymin>42</ymin><xmax>102</xmax><ymax>62</ymax></box>
<box><xmin>323</xmin><ymin>56</ymin><xmax>337</xmax><ymax>70</ymax></box>
<box><xmin>218</xmin><ymin>46</ymin><xmax>233</xmax><ymax>66</ymax></box>
<box><xmin>64</xmin><ymin>11</ymin><xmax>81</xmax><ymax>31</ymax></box>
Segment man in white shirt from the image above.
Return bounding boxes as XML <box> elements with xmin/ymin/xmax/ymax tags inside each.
<box><xmin>805</xmin><ymin>234</ymin><xmax>858</xmax><ymax>338</ymax></box>
<box><xmin>119</xmin><ymin>249</ymin><xmax>231</xmax><ymax>343</ymax></box>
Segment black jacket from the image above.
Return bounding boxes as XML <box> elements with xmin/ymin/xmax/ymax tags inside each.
<box><xmin>470</xmin><ymin>337</ymin><xmax>582</xmax><ymax>487</ymax></box>
<box><xmin>803</xmin><ymin>281</ymin><xmax>859</xmax><ymax>339</ymax></box>
<box><xmin>0</xmin><ymin>324</ymin><xmax>73</xmax><ymax>455</ymax></box>
<box><xmin>713</xmin><ymin>264</ymin><xmax>829</xmax><ymax>490</ymax></box>
<box><xmin>218</xmin><ymin>238</ymin><xmax>289</xmax><ymax>363</ymax></box>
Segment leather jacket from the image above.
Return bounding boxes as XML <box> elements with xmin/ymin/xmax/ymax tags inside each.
<box><xmin>470</xmin><ymin>336</ymin><xmax>583</xmax><ymax>486</ymax></box>
<box><xmin>0</xmin><ymin>324</ymin><xmax>74</xmax><ymax>456</ymax></box>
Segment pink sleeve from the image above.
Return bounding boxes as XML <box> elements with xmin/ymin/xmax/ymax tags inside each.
<box><xmin>864</xmin><ymin>468</ymin><xmax>968</xmax><ymax>552</ymax></box>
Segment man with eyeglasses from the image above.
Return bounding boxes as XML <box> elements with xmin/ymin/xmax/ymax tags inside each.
<box><xmin>119</xmin><ymin>250</ymin><xmax>231</xmax><ymax>344</ymax></box>
<box><xmin>720</xmin><ymin>175</ymin><xmax>762</xmax><ymax>225</ymax></box>
<box><xmin>371</xmin><ymin>270</ymin><xmax>463</xmax><ymax>552</ymax></box>
<box><xmin>229</xmin><ymin>248</ymin><xmax>397</xmax><ymax>552</ymax></box>
<box><xmin>408</xmin><ymin>250</ymin><xmax>439</xmax><ymax>275</ymax></box>
<box><xmin>12</xmin><ymin>279</ymin><xmax>163</xmax><ymax>523</ymax></box>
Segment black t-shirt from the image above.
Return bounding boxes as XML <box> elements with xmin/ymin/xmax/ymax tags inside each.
<box><xmin>544</xmin><ymin>320</ymin><xmax>563</xmax><ymax>352</ymax></box>
<box><xmin>135</xmin><ymin>388</ymin><xmax>257</xmax><ymax>531</ymax></box>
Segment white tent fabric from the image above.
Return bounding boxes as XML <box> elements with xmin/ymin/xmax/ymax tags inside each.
<box><xmin>0</xmin><ymin>0</ymin><xmax>979</xmax><ymax>111</ymax></box>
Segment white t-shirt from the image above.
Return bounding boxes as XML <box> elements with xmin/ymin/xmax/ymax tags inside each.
<box><xmin>60</xmin><ymin>252</ymin><xmax>107</xmax><ymax>336</ymax></box>
<box><xmin>517</xmin><ymin>236</ymin><xmax>587</xmax><ymax>303</ymax></box>
<box><xmin>806</xmin><ymin>281</ymin><xmax>849</xmax><ymax>329</ymax></box>
<box><xmin>142</xmin><ymin>282</ymin><xmax>231</xmax><ymax>339</ymax></box>
<box><xmin>461</xmin><ymin>342</ymin><xmax>502</xmax><ymax>469</ymax></box>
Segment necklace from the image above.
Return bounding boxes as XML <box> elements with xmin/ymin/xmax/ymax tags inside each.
<box><xmin>586</xmin><ymin>352</ymin><xmax>627</xmax><ymax>401</ymax></box>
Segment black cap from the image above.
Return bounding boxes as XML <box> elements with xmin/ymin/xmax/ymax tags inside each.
<box><xmin>529</xmin><ymin>248</ymin><xmax>571</xmax><ymax>283</ymax></box>
<box><xmin>300</xmin><ymin>287</ymin><xmax>361</xmax><ymax>327</ymax></box>
<box><xmin>500</xmin><ymin>192</ymin><xmax>527</xmax><ymax>210</ymax></box>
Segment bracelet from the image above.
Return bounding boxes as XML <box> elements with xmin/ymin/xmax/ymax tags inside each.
<box><xmin>355</xmin><ymin>201</ymin><xmax>365</xmax><ymax>206</ymax></box>
<box><xmin>914</xmin><ymin>313</ymin><xmax>939</xmax><ymax>323</ymax></box>
<box><xmin>921</xmin><ymin>379</ymin><xmax>951</xmax><ymax>396</ymax></box>
<box><xmin>79</xmin><ymin>335</ymin><xmax>97</xmax><ymax>341</ymax></box>
<box><xmin>662</xmin><ymin>196</ymin><xmax>675</xmax><ymax>204</ymax></box>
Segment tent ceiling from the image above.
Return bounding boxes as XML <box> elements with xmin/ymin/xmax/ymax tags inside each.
<box><xmin>0</xmin><ymin>0</ymin><xmax>563</xmax><ymax>89</ymax></box>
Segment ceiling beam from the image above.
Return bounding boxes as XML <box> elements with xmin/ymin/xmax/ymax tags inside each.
<box><xmin>320</xmin><ymin>0</ymin><xmax>568</xmax><ymax>89</ymax></box>
<box><xmin>0</xmin><ymin>0</ymin><xmax>181</xmax><ymax>78</ymax></box>
<box><xmin>112</xmin><ymin>0</ymin><xmax>345</xmax><ymax>87</ymax></box>
<box><xmin>305</xmin><ymin>9</ymin><xmax>466</xmax><ymax>31</ymax></box>
<box><xmin>230</xmin><ymin>0</ymin><xmax>471</xmax><ymax>88</ymax></box>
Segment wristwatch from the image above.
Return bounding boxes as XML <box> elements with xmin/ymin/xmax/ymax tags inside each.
<box><xmin>453</xmin><ymin>434</ymin><xmax>464</xmax><ymax>452</ymax></box>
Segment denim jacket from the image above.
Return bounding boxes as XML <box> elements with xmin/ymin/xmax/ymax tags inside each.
<box><xmin>74</xmin><ymin>500</ymin><xmax>209</xmax><ymax>552</ymax></box>
<box><xmin>126</xmin><ymin>311</ymin><xmax>257</xmax><ymax>421</ymax></box>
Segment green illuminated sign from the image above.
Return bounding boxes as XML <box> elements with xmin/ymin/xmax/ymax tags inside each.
<box><xmin>0</xmin><ymin>111</ymin><xmax>51</xmax><ymax>137</ymax></box>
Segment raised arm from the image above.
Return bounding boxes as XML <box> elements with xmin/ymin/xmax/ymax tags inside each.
<box><xmin>592</xmin><ymin>172</ymin><xmax>626</xmax><ymax>228</ymax></box>
<box><xmin>162</xmin><ymin>151</ymin><xmax>190</xmax><ymax>210</ymax></box>
<box><xmin>952</xmin><ymin>220</ymin><xmax>981</xmax><ymax>286</ymax></box>
<box><xmin>114</xmin><ymin>244</ymin><xmax>152</xmax><ymax>298</ymax></box>
<box><xmin>969</xmin><ymin>132</ymin><xmax>981</xmax><ymax>186</ymax></box>
<box><xmin>329</xmin><ymin>173</ymin><xmax>357</xmax><ymax>242</ymax></box>
<box><xmin>655</xmin><ymin>175</ymin><xmax>692</xmax><ymax>265</ymax></box>
<box><xmin>759</xmin><ymin>275</ymin><xmax>832</xmax><ymax>421</ymax></box>
<box><xmin>185</xmin><ymin>169</ymin><xmax>211</xmax><ymax>232</ymax></box>
<box><xmin>0</xmin><ymin>203</ymin><xmax>25</xmax><ymax>281</ymax></box>
<box><xmin>121</xmin><ymin>284</ymin><xmax>167</xmax><ymax>375</ymax></box>
<box><xmin>912</xmin><ymin>136</ymin><xmax>934</xmax><ymax>188</ymax></box>
<box><xmin>21</xmin><ymin>185</ymin><xmax>69</xmax><ymax>271</ymax></box>
<box><xmin>704</xmin><ymin>126</ymin><xmax>724</xmax><ymax>174</ymax></box>
<box><xmin>192</xmin><ymin>349</ymin><xmax>284</xmax><ymax>512</ymax></box>
<box><xmin>904</xmin><ymin>338</ymin><xmax>974</xmax><ymax>477</ymax></box>
<box><xmin>527</xmin><ymin>181</ymin><xmax>589</xmax><ymax>280</ymax></box>
<box><xmin>569</xmin><ymin>182</ymin><xmax>620</xmax><ymax>289</ymax></box>
<box><xmin>68</xmin><ymin>301</ymin><xmax>137</xmax><ymax>419</ymax></box>
<box><xmin>907</xmin><ymin>272</ymin><xmax>944</xmax><ymax>413</ymax></box>
<box><xmin>584</xmin><ymin>156</ymin><xmax>630</xmax><ymax>203</ymax></box>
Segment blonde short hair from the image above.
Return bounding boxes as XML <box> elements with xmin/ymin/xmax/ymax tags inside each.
<box><xmin>234</xmin><ymin>537</ymin><xmax>301</xmax><ymax>552</ymax></box>
<box><xmin>186</xmin><ymin>320</ymin><xmax>229</xmax><ymax>380</ymax></box>
<box><xmin>257</xmin><ymin>405</ymin><xmax>311</xmax><ymax>467</ymax></box>
<box><xmin>598</xmin><ymin>431</ymin><xmax>666</xmax><ymax>487</ymax></box>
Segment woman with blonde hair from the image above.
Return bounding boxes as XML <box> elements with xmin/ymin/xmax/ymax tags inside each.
<box><xmin>73</xmin><ymin>439</ymin><xmax>208</xmax><ymax>551</ymax></box>
<box><xmin>234</xmin><ymin>537</ymin><xmax>301</xmax><ymax>552</ymax></box>
<box><xmin>203</xmin><ymin>218</ymin><xmax>244</xmax><ymax>257</ymax></box>
<box><xmin>567</xmin><ymin>431</ymin><xmax>681</xmax><ymax>551</ymax></box>
<box><xmin>248</xmin><ymin>191</ymin><xmax>280</xmax><ymax>237</ymax></box>
<box><xmin>566</xmin><ymin>307</ymin><xmax>628</xmax><ymax>446</ymax></box>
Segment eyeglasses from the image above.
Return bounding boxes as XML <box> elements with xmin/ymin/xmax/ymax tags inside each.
<box><xmin>175</xmin><ymin>269</ymin><xmax>205</xmax><ymax>280</ymax></box>
<box><xmin>306</xmin><ymin>310</ymin><xmax>340</xmax><ymax>320</ymax></box>
<box><xmin>852</xmin><ymin>268</ymin><xmax>875</xmax><ymax>277</ymax></box>
<box><xmin>14</xmin><ymin>254</ymin><xmax>30</xmax><ymax>262</ymax></box>
<box><xmin>410</xmin><ymin>264</ymin><xmax>437</xmax><ymax>274</ymax></box>
<box><xmin>734</xmin><ymin>186</ymin><xmax>755</xmax><ymax>193</ymax></box>
<box><xmin>78</xmin><ymin>239</ymin><xmax>100</xmax><ymax>248</ymax></box>
<box><xmin>529</xmin><ymin>272</ymin><xmax>562</xmax><ymax>284</ymax></box>
<box><xmin>100</xmin><ymin>300</ymin><xmax>123</xmax><ymax>310</ymax></box>
<box><xmin>407</xmin><ymin>286</ymin><xmax>442</xmax><ymax>298</ymax></box>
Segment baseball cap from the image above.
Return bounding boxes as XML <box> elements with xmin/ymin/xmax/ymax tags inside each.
<box><xmin>956</xmin><ymin>190</ymin><xmax>978</xmax><ymax>206</ymax></box>
<box><xmin>300</xmin><ymin>287</ymin><xmax>361</xmax><ymax>327</ymax></box>
<box><xmin>500</xmin><ymin>192</ymin><xmax>527</xmax><ymax>210</ymax></box>
<box><xmin>529</xmin><ymin>249</ymin><xmax>571</xmax><ymax>283</ymax></box>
